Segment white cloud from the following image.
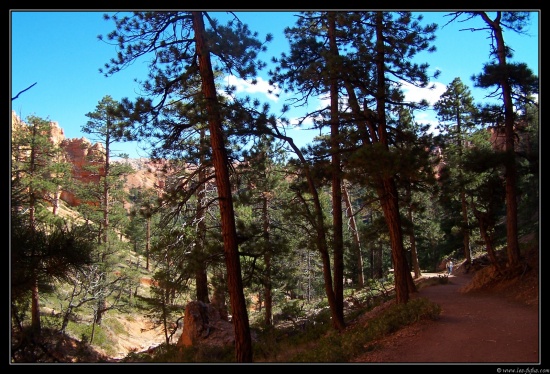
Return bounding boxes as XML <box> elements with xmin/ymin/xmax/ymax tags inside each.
<box><xmin>222</xmin><ymin>75</ymin><xmax>281</xmax><ymax>102</ymax></box>
<box><xmin>412</xmin><ymin>110</ymin><xmax>440</xmax><ymax>129</ymax></box>
<box><xmin>219</xmin><ymin>76</ymin><xmax>452</xmax><ymax>132</ymax></box>
<box><xmin>400</xmin><ymin>80</ymin><xmax>447</xmax><ymax>106</ymax></box>
<box><xmin>399</xmin><ymin>80</ymin><xmax>448</xmax><ymax>129</ymax></box>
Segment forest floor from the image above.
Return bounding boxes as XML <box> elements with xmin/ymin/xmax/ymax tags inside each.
<box><xmin>12</xmin><ymin>244</ymin><xmax>540</xmax><ymax>365</ymax></box>
<box><xmin>104</xmin><ymin>248</ymin><xmax>540</xmax><ymax>365</ymax></box>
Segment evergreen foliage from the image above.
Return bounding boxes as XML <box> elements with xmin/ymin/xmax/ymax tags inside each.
<box><xmin>10</xmin><ymin>10</ymin><xmax>538</xmax><ymax>363</ymax></box>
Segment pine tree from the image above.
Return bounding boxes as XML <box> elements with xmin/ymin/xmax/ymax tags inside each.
<box><xmin>449</xmin><ymin>11</ymin><xmax>539</xmax><ymax>269</ymax></box>
<box><xmin>82</xmin><ymin>95</ymin><xmax>135</xmax><ymax>329</ymax></box>
<box><xmin>11</xmin><ymin>114</ymin><xmax>94</xmax><ymax>336</ymax></box>
<box><xmin>434</xmin><ymin>77</ymin><xmax>478</xmax><ymax>266</ymax></box>
<box><xmin>269</xmin><ymin>11</ymin><xmax>368</xmax><ymax>330</ymax></box>
<box><xmin>390</xmin><ymin>105</ymin><xmax>437</xmax><ymax>279</ymax></box>
<box><xmin>128</xmin><ymin>187</ymin><xmax>159</xmax><ymax>271</ymax></box>
<box><xmin>234</xmin><ymin>135</ymin><xmax>293</xmax><ymax>326</ymax></box>
<box><xmin>462</xmin><ymin>131</ymin><xmax>507</xmax><ymax>272</ymax></box>
<box><xmin>338</xmin><ymin>12</ymin><xmax>437</xmax><ymax>303</ymax></box>
<box><xmin>99</xmin><ymin>11</ymin><xmax>272</xmax><ymax>361</ymax></box>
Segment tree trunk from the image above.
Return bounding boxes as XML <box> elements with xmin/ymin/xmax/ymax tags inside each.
<box><xmin>373</xmin><ymin>12</ymin><xmax>415</xmax><ymax>303</ymax></box>
<box><xmin>29</xmin><ymin>127</ymin><xmax>41</xmax><ymax>335</ymax></box>
<box><xmin>145</xmin><ymin>216</ymin><xmax>151</xmax><ymax>271</ymax></box>
<box><xmin>96</xmin><ymin>120</ymin><xmax>111</xmax><ymax>325</ymax></box>
<box><xmin>377</xmin><ymin>179</ymin><xmax>412</xmax><ymax>303</ymax></box>
<box><xmin>192</xmin><ymin>12</ymin><xmax>252</xmax><ymax>362</ymax></box>
<box><xmin>102</xmin><ymin>123</ymin><xmax>110</xmax><ymax>247</ymax></box>
<box><xmin>52</xmin><ymin>186</ymin><xmax>60</xmax><ymax>216</ymax></box>
<box><xmin>262</xmin><ymin>195</ymin><xmax>273</xmax><ymax>326</ymax></box>
<box><xmin>278</xmin><ymin>134</ymin><xmax>346</xmax><ymax>331</ymax></box>
<box><xmin>327</xmin><ymin>12</ymin><xmax>345</xmax><ymax>326</ymax></box>
<box><xmin>460</xmin><ymin>189</ymin><xmax>472</xmax><ymax>265</ymax></box>
<box><xmin>406</xmin><ymin>187</ymin><xmax>421</xmax><ymax>279</ymax></box>
<box><xmin>478</xmin><ymin>12</ymin><xmax>521</xmax><ymax>268</ymax></box>
<box><xmin>30</xmin><ymin>277</ymin><xmax>41</xmax><ymax>334</ymax></box>
<box><xmin>473</xmin><ymin>206</ymin><xmax>503</xmax><ymax>273</ymax></box>
<box><xmin>95</xmin><ymin>274</ymin><xmax>106</xmax><ymax>326</ymax></box>
<box><xmin>343</xmin><ymin>182</ymin><xmax>364</xmax><ymax>287</ymax></box>
<box><xmin>195</xmin><ymin>131</ymin><xmax>210</xmax><ymax>303</ymax></box>
<box><xmin>456</xmin><ymin>110</ymin><xmax>472</xmax><ymax>267</ymax></box>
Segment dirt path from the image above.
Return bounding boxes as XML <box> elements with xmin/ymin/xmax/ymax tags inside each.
<box><xmin>353</xmin><ymin>271</ymin><xmax>540</xmax><ymax>364</ymax></box>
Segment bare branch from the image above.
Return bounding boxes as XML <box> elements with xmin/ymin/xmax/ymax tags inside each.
<box><xmin>12</xmin><ymin>82</ymin><xmax>37</xmax><ymax>101</ymax></box>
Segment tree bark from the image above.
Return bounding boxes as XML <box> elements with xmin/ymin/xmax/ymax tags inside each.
<box><xmin>192</xmin><ymin>12</ymin><xmax>252</xmax><ymax>362</ymax></box>
<box><xmin>477</xmin><ymin>11</ymin><xmax>521</xmax><ymax>268</ymax></box>
<box><xmin>473</xmin><ymin>206</ymin><xmax>503</xmax><ymax>273</ymax></box>
<box><xmin>376</xmin><ymin>180</ymin><xmax>412</xmax><ymax>303</ymax></box>
<box><xmin>373</xmin><ymin>12</ymin><xmax>415</xmax><ymax>303</ymax></box>
<box><xmin>195</xmin><ymin>128</ymin><xmax>210</xmax><ymax>303</ymax></box>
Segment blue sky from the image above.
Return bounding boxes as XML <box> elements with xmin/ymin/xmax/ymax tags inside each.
<box><xmin>10</xmin><ymin>10</ymin><xmax>539</xmax><ymax>159</ymax></box>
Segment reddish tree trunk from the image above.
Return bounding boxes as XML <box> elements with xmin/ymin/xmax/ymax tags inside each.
<box><xmin>192</xmin><ymin>12</ymin><xmax>252</xmax><ymax>362</ymax></box>
<box><xmin>374</xmin><ymin>12</ymin><xmax>415</xmax><ymax>303</ymax></box>
<box><xmin>478</xmin><ymin>12</ymin><xmax>521</xmax><ymax>268</ymax></box>
<box><xmin>195</xmin><ymin>129</ymin><xmax>210</xmax><ymax>303</ymax></box>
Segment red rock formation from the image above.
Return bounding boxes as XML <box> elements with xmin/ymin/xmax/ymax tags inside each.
<box><xmin>48</xmin><ymin>120</ymin><xmax>65</xmax><ymax>147</ymax></box>
<box><xmin>12</xmin><ymin>111</ymin><xmax>169</xmax><ymax>209</ymax></box>
<box><xmin>177</xmin><ymin>301</ymin><xmax>235</xmax><ymax>348</ymax></box>
<box><xmin>60</xmin><ymin>137</ymin><xmax>106</xmax><ymax>206</ymax></box>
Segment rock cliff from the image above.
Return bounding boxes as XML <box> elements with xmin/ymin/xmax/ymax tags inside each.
<box><xmin>11</xmin><ymin>111</ymin><xmax>168</xmax><ymax>209</ymax></box>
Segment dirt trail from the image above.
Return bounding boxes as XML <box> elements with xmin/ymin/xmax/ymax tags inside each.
<box><xmin>354</xmin><ymin>271</ymin><xmax>540</xmax><ymax>364</ymax></box>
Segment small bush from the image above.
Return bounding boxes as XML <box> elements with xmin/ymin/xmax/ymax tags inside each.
<box><xmin>181</xmin><ymin>343</ymin><xmax>235</xmax><ymax>362</ymax></box>
<box><xmin>279</xmin><ymin>300</ymin><xmax>305</xmax><ymax>321</ymax></box>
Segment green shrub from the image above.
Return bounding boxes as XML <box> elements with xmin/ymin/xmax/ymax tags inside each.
<box><xmin>66</xmin><ymin>317</ymin><xmax>128</xmax><ymax>357</ymax></box>
<box><xmin>288</xmin><ymin>297</ymin><xmax>440</xmax><ymax>362</ymax></box>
